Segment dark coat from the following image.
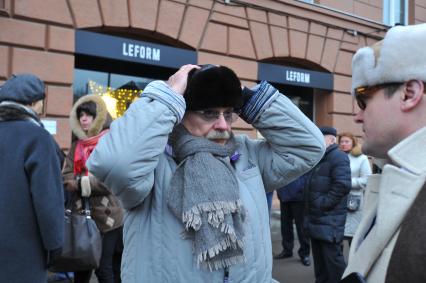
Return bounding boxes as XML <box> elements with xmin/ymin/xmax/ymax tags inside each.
<box><xmin>277</xmin><ymin>173</ymin><xmax>308</xmax><ymax>202</ymax></box>
<box><xmin>305</xmin><ymin>143</ymin><xmax>351</xmax><ymax>243</ymax></box>
<box><xmin>0</xmin><ymin>104</ymin><xmax>64</xmax><ymax>283</ymax></box>
<box><xmin>385</xmin><ymin>183</ymin><xmax>426</xmax><ymax>283</ymax></box>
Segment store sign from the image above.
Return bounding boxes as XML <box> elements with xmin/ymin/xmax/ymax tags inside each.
<box><xmin>75</xmin><ymin>30</ymin><xmax>197</xmax><ymax>68</ymax></box>
<box><xmin>258</xmin><ymin>63</ymin><xmax>333</xmax><ymax>90</ymax></box>
<box><xmin>122</xmin><ymin>43</ymin><xmax>161</xmax><ymax>61</ymax></box>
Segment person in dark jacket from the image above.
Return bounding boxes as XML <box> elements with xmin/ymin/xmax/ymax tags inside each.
<box><xmin>274</xmin><ymin>173</ymin><xmax>311</xmax><ymax>266</ymax></box>
<box><xmin>305</xmin><ymin>126</ymin><xmax>351</xmax><ymax>283</ymax></box>
<box><xmin>0</xmin><ymin>74</ymin><xmax>64</xmax><ymax>283</ymax></box>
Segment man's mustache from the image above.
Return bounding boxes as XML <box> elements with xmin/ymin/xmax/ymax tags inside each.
<box><xmin>206</xmin><ymin>130</ymin><xmax>231</xmax><ymax>140</ymax></box>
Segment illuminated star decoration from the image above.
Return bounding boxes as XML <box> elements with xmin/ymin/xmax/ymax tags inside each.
<box><xmin>88</xmin><ymin>80</ymin><xmax>142</xmax><ymax>118</ymax></box>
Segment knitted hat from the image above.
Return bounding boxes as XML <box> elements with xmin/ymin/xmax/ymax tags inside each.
<box><xmin>184</xmin><ymin>64</ymin><xmax>243</xmax><ymax>111</ymax></box>
<box><xmin>0</xmin><ymin>74</ymin><xmax>45</xmax><ymax>104</ymax></box>
<box><xmin>351</xmin><ymin>23</ymin><xmax>426</xmax><ymax>95</ymax></box>
<box><xmin>319</xmin><ymin>126</ymin><xmax>337</xmax><ymax>137</ymax></box>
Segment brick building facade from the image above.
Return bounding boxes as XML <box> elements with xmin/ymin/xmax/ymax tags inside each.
<box><xmin>1</xmin><ymin>0</ymin><xmax>425</xmax><ymax>149</ymax></box>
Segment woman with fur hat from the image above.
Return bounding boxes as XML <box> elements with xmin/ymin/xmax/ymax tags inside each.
<box><xmin>338</xmin><ymin>132</ymin><xmax>372</xmax><ymax>246</ymax></box>
<box><xmin>62</xmin><ymin>94</ymin><xmax>124</xmax><ymax>283</ymax></box>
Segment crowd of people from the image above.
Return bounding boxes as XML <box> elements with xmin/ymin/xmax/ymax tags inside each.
<box><xmin>0</xmin><ymin>22</ymin><xmax>425</xmax><ymax>283</ymax></box>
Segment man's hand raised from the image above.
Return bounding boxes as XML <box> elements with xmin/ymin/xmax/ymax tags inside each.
<box><xmin>167</xmin><ymin>64</ymin><xmax>200</xmax><ymax>96</ymax></box>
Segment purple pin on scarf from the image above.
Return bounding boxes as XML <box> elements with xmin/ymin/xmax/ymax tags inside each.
<box><xmin>230</xmin><ymin>151</ymin><xmax>241</xmax><ymax>162</ymax></box>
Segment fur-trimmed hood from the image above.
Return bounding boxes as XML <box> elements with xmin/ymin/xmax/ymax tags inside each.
<box><xmin>70</xmin><ymin>94</ymin><xmax>112</xmax><ymax>139</ymax></box>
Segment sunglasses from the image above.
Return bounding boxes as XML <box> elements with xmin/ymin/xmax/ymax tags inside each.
<box><xmin>354</xmin><ymin>83</ymin><xmax>402</xmax><ymax>110</ymax></box>
<box><xmin>194</xmin><ymin>109</ymin><xmax>239</xmax><ymax>123</ymax></box>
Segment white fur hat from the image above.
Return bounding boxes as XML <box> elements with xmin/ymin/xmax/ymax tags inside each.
<box><xmin>351</xmin><ymin>23</ymin><xmax>426</xmax><ymax>95</ymax></box>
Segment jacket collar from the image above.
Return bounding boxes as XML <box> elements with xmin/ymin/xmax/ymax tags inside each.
<box><xmin>325</xmin><ymin>143</ymin><xmax>338</xmax><ymax>155</ymax></box>
<box><xmin>388</xmin><ymin>126</ymin><xmax>426</xmax><ymax>175</ymax></box>
<box><xmin>0</xmin><ymin>101</ymin><xmax>43</xmax><ymax>127</ymax></box>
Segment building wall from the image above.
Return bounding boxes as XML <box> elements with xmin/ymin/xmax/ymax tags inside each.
<box><xmin>414</xmin><ymin>0</ymin><xmax>426</xmax><ymax>23</ymax></box>
<box><xmin>1</xmin><ymin>0</ymin><xmax>423</xmax><ymax>149</ymax></box>
<box><xmin>316</xmin><ymin>0</ymin><xmax>383</xmax><ymax>22</ymax></box>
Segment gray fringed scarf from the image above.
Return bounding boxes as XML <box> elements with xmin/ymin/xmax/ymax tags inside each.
<box><xmin>167</xmin><ymin>124</ymin><xmax>246</xmax><ymax>271</ymax></box>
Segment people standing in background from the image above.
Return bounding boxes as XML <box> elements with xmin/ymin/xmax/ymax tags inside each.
<box><xmin>338</xmin><ymin>132</ymin><xmax>372</xmax><ymax>247</ymax></box>
<box><xmin>0</xmin><ymin>74</ymin><xmax>64</xmax><ymax>283</ymax></box>
<box><xmin>274</xmin><ymin>174</ymin><xmax>311</xmax><ymax>266</ymax></box>
<box><xmin>62</xmin><ymin>94</ymin><xmax>124</xmax><ymax>283</ymax></box>
<box><xmin>305</xmin><ymin>126</ymin><xmax>351</xmax><ymax>283</ymax></box>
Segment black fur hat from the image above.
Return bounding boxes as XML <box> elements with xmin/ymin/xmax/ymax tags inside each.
<box><xmin>184</xmin><ymin>64</ymin><xmax>243</xmax><ymax>111</ymax></box>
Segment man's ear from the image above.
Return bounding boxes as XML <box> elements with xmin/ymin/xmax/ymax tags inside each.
<box><xmin>400</xmin><ymin>80</ymin><xmax>424</xmax><ymax>111</ymax></box>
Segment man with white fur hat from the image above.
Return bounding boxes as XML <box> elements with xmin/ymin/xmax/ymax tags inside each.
<box><xmin>341</xmin><ymin>23</ymin><xmax>426</xmax><ymax>283</ymax></box>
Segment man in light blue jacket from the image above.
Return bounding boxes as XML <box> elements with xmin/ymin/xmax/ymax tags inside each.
<box><xmin>87</xmin><ymin>64</ymin><xmax>325</xmax><ymax>283</ymax></box>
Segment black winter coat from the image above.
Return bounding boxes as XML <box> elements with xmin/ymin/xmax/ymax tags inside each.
<box><xmin>0</xmin><ymin>103</ymin><xmax>64</xmax><ymax>283</ymax></box>
<box><xmin>305</xmin><ymin>143</ymin><xmax>351</xmax><ymax>243</ymax></box>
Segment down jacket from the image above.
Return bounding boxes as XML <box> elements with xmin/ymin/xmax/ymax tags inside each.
<box><xmin>305</xmin><ymin>143</ymin><xmax>352</xmax><ymax>243</ymax></box>
<box><xmin>87</xmin><ymin>80</ymin><xmax>325</xmax><ymax>283</ymax></box>
<box><xmin>63</xmin><ymin>94</ymin><xmax>123</xmax><ymax>233</ymax></box>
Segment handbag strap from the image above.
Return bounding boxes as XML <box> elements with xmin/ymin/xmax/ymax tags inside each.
<box><xmin>82</xmin><ymin>197</ymin><xmax>92</xmax><ymax>217</ymax></box>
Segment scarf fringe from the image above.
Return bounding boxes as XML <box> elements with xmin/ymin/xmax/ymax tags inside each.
<box><xmin>182</xmin><ymin>200</ymin><xmax>243</xmax><ymax>231</ymax></box>
<box><xmin>199</xmin><ymin>255</ymin><xmax>247</xmax><ymax>271</ymax></box>
<box><xmin>197</xmin><ymin>238</ymin><xmax>245</xmax><ymax>266</ymax></box>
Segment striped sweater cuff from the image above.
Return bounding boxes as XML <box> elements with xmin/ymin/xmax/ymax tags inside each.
<box><xmin>239</xmin><ymin>81</ymin><xmax>279</xmax><ymax>124</ymax></box>
<box><xmin>142</xmin><ymin>80</ymin><xmax>186</xmax><ymax>123</ymax></box>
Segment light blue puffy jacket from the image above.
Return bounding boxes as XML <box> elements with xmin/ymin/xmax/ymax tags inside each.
<box><xmin>87</xmin><ymin>80</ymin><xmax>325</xmax><ymax>283</ymax></box>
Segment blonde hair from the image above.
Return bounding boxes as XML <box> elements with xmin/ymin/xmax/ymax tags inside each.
<box><xmin>338</xmin><ymin>132</ymin><xmax>358</xmax><ymax>149</ymax></box>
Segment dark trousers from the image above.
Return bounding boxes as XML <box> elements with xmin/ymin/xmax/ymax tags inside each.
<box><xmin>74</xmin><ymin>227</ymin><xmax>123</xmax><ymax>283</ymax></box>
<box><xmin>311</xmin><ymin>238</ymin><xmax>346</xmax><ymax>283</ymax></box>
<box><xmin>280</xmin><ymin>201</ymin><xmax>310</xmax><ymax>258</ymax></box>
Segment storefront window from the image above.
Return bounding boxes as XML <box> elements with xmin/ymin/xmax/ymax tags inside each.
<box><xmin>73</xmin><ymin>30</ymin><xmax>197</xmax><ymax>119</ymax></box>
<box><xmin>73</xmin><ymin>69</ymin><xmax>108</xmax><ymax>99</ymax></box>
<box><xmin>73</xmin><ymin>68</ymin><xmax>154</xmax><ymax>119</ymax></box>
<box><xmin>273</xmin><ymin>83</ymin><xmax>314</xmax><ymax>120</ymax></box>
<box><xmin>383</xmin><ymin>0</ymin><xmax>408</xmax><ymax>26</ymax></box>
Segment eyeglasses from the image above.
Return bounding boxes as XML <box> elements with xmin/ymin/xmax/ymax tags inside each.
<box><xmin>194</xmin><ymin>109</ymin><xmax>239</xmax><ymax>123</ymax></box>
<box><xmin>354</xmin><ymin>83</ymin><xmax>402</xmax><ymax>110</ymax></box>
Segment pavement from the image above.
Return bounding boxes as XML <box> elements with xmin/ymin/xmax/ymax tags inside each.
<box><xmin>270</xmin><ymin>209</ymin><xmax>315</xmax><ymax>283</ymax></box>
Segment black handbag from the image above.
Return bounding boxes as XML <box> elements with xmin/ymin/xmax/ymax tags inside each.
<box><xmin>49</xmin><ymin>197</ymin><xmax>102</xmax><ymax>272</ymax></box>
<box><xmin>347</xmin><ymin>193</ymin><xmax>361</xmax><ymax>212</ymax></box>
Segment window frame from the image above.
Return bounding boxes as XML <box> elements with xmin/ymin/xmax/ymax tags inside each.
<box><xmin>383</xmin><ymin>0</ymin><xmax>409</xmax><ymax>26</ymax></box>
